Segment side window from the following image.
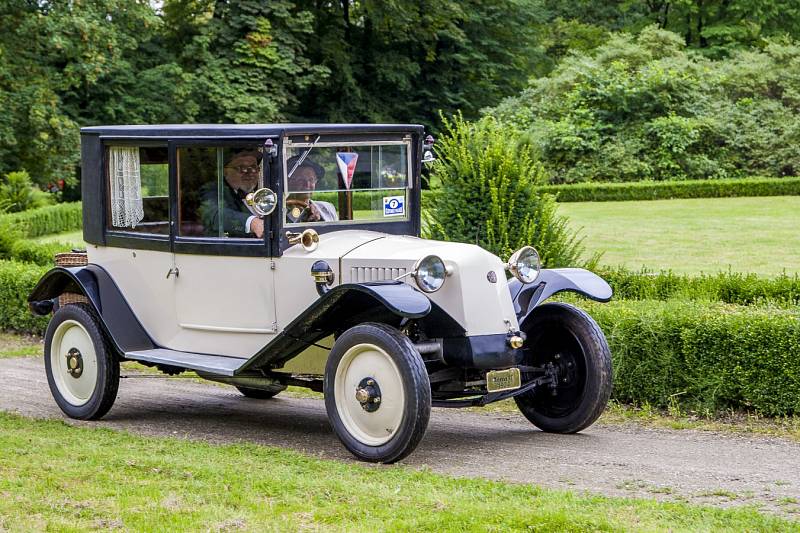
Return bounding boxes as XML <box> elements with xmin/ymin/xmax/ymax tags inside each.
<box><xmin>177</xmin><ymin>145</ymin><xmax>264</xmax><ymax>239</ymax></box>
<box><xmin>107</xmin><ymin>146</ymin><xmax>168</xmax><ymax>234</ymax></box>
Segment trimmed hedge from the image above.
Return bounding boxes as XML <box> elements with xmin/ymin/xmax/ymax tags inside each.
<box><xmin>0</xmin><ymin>203</ymin><xmax>82</xmax><ymax>266</ymax></box>
<box><xmin>0</xmin><ymin>261</ymin><xmax>49</xmax><ymax>334</ymax></box>
<box><xmin>539</xmin><ymin>177</ymin><xmax>800</xmax><ymax>202</ymax></box>
<box><xmin>584</xmin><ymin>299</ymin><xmax>800</xmax><ymax>416</ymax></box>
<box><xmin>600</xmin><ymin>267</ymin><xmax>800</xmax><ymax>306</ymax></box>
<box><xmin>1</xmin><ymin>202</ymin><xmax>82</xmax><ymax>238</ymax></box>
<box><xmin>9</xmin><ymin>240</ymin><xmax>75</xmax><ymax>266</ymax></box>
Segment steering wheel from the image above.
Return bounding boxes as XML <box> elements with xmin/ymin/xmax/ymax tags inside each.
<box><xmin>286</xmin><ymin>198</ymin><xmax>315</xmax><ymax>222</ymax></box>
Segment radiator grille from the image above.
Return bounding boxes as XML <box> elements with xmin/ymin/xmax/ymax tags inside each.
<box><xmin>351</xmin><ymin>266</ymin><xmax>407</xmax><ymax>283</ymax></box>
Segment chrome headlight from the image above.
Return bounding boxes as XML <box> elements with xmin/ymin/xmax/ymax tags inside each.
<box><xmin>507</xmin><ymin>246</ymin><xmax>541</xmax><ymax>284</ymax></box>
<box><xmin>413</xmin><ymin>255</ymin><xmax>447</xmax><ymax>293</ymax></box>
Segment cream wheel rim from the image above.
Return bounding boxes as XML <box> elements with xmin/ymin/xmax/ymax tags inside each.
<box><xmin>334</xmin><ymin>343</ymin><xmax>405</xmax><ymax>446</ymax></box>
<box><xmin>50</xmin><ymin>320</ymin><xmax>98</xmax><ymax>406</ymax></box>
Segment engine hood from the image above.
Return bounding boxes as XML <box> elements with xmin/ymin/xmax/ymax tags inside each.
<box><xmin>341</xmin><ymin>235</ymin><xmax>519</xmax><ymax>336</ymax></box>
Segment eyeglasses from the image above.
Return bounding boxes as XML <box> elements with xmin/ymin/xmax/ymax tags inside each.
<box><xmin>227</xmin><ymin>165</ymin><xmax>260</xmax><ymax>174</ymax></box>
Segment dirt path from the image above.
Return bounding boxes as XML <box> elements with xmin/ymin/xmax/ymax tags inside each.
<box><xmin>2</xmin><ymin>357</ymin><xmax>799</xmax><ymax>518</ymax></box>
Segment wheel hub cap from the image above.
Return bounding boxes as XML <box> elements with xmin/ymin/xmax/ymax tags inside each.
<box><xmin>66</xmin><ymin>348</ymin><xmax>83</xmax><ymax>378</ymax></box>
<box><xmin>355</xmin><ymin>377</ymin><xmax>382</xmax><ymax>412</ymax></box>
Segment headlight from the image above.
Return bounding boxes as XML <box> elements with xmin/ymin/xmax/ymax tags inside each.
<box><xmin>507</xmin><ymin>246</ymin><xmax>541</xmax><ymax>284</ymax></box>
<box><xmin>413</xmin><ymin>255</ymin><xmax>447</xmax><ymax>293</ymax></box>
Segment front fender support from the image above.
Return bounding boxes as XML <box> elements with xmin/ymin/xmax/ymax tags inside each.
<box><xmin>237</xmin><ymin>281</ymin><xmax>431</xmax><ymax>373</ymax></box>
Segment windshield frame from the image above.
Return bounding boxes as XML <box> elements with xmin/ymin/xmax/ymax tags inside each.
<box><xmin>274</xmin><ymin>132</ymin><xmax>421</xmax><ymax>255</ymax></box>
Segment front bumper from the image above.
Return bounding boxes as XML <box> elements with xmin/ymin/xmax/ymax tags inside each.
<box><xmin>442</xmin><ymin>333</ymin><xmax>523</xmax><ymax>369</ymax></box>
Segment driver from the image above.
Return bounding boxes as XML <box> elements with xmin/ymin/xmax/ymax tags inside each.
<box><xmin>286</xmin><ymin>156</ymin><xmax>338</xmax><ymax>223</ymax></box>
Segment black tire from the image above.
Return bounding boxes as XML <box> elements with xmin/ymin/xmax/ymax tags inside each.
<box><xmin>324</xmin><ymin>322</ymin><xmax>431</xmax><ymax>463</ymax></box>
<box><xmin>235</xmin><ymin>385</ymin><xmax>286</xmax><ymax>399</ymax></box>
<box><xmin>514</xmin><ymin>302</ymin><xmax>612</xmax><ymax>433</ymax></box>
<box><xmin>44</xmin><ymin>303</ymin><xmax>120</xmax><ymax>420</ymax></box>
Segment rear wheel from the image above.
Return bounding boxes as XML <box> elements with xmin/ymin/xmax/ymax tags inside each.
<box><xmin>324</xmin><ymin>323</ymin><xmax>431</xmax><ymax>463</ymax></box>
<box><xmin>515</xmin><ymin>302</ymin><xmax>611</xmax><ymax>433</ymax></box>
<box><xmin>44</xmin><ymin>303</ymin><xmax>119</xmax><ymax>420</ymax></box>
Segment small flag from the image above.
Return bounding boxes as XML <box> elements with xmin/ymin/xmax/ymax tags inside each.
<box><xmin>336</xmin><ymin>152</ymin><xmax>358</xmax><ymax>190</ymax></box>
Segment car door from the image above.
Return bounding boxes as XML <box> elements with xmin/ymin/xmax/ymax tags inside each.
<box><xmin>167</xmin><ymin>141</ymin><xmax>277</xmax><ymax>358</ymax></box>
<box><xmin>90</xmin><ymin>143</ymin><xmax>180</xmax><ymax>349</ymax></box>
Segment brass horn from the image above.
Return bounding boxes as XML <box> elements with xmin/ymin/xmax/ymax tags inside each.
<box><xmin>286</xmin><ymin>228</ymin><xmax>320</xmax><ymax>252</ymax></box>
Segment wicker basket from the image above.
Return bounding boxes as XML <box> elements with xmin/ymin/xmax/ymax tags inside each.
<box><xmin>58</xmin><ymin>292</ymin><xmax>89</xmax><ymax>307</ymax></box>
<box><xmin>54</xmin><ymin>251</ymin><xmax>89</xmax><ymax>307</ymax></box>
<box><xmin>54</xmin><ymin>252</ymin><xmax>88</xmax><ymax>267</ymax></box>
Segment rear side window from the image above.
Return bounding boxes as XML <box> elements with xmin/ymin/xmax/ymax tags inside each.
<box><xmin>106</xmin><ymin>146</ymin><xmax>168</xmax><ymax>234</ymax></box>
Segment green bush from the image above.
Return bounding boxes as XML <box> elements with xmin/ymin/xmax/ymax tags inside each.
<box><xmin>0</xmin><ymin>261</ymin><xmax>49</xmax><ymax>334</ymax></box>
<box><xmin>600</xmin><ymin>267</ymin><xmax>800</xmax><ymax>306</ymax></box>
<box><xmin>0</xmin><ymin>171</ymin><xmax>53</xmax><ymax>213</ymax></box>
<box><xmin>1</xmin><ymin>202</ymin><xmax>82</xmax><ymax>238</ymax></box>
<box><xmin>10</xmin><ymin>241</ymin><xmax>75</xmax><ymax>267</ymax></box>
<box><xmin>538</xmin><ymin>177</ymin><xmax>800</xmax><ymax>202</ymax></box>
<box><xmin>424</xmin><ymin>114</ymin><xmax>592</xmax><ymax>267</ymax></box>
<box><xmin>489</xmin><ymin>28</ymin><xmax>800</xmax><ymax>183</ymax></box>
<box><xmin>583</xmin><ymin>299</ymin><xmax>800</xmax><ymax>416</ymax></box>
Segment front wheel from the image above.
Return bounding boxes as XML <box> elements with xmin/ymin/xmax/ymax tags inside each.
<box><xmin>515</xmin><ymin>302</ymin><xmax>612</xmax><ymax>433</ymax></box>
<box><xmin>324</xmin><ymin>323</ymin><xmax>431</xmax><ymax>463</ymax></box>
<box><xmin>44</xmin><ymin>303</ymin><xmax>120</xmax><ymax>420</ymax></box>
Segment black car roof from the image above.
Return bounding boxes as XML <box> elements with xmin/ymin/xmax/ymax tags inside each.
<box><xmin>80</xmin><ymin>123</ymin><xmax>424</xmax><ymax>138</ymax></box>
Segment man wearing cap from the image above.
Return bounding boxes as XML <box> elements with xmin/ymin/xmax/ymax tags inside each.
<box><xmin>199</xmin><ymin>149</ymin><xmax>266</xmax><ymax>238</ymax></box>
<box><xmin>285</xmin><ymin>156</ymin><xmax>338</xmax><ymax>223</ymax></box>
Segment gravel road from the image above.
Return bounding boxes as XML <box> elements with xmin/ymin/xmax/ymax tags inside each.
<box><xmin>2</xmin><ymin>357</ymin><xmax>799</xmax><ymax>517</ymax></box>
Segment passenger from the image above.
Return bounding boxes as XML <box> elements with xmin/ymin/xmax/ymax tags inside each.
<box><xmin>199</xmin><ymin>149</ymin><xmax>264</xmax><ymax>238</ymax></box>
<box><xmin>285</xmin><ymin>156</ymin><xmax>337</xmax><ymax>223</ymax></box>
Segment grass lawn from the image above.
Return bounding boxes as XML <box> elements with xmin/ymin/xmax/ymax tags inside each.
<box><xmin>559</xmin><ymin>196</ymin><xmax>800</xmax><ymax>276</ymax></box>
<box><xmin>0</xmin><ymin>412</ymin><xmax>796</xmax><ymax>532</ymax></box>
<box><xmin>33</xmin><ymin>229</ymin><xmax>84</xmax><ymax>246</ymax></box>
<box><xmin>0</xmin><ymin>332</ymin><xmax>42</xmax><ymax>358</ymax></box>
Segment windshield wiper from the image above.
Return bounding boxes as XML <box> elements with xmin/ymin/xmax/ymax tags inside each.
<box><xmin>287</xmin><ymin>134</ymin><xmax>321</xmax><ymax>178</ymax></box>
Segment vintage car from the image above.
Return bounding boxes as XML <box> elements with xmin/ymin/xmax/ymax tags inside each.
<box><xmin>28</xmin><ymin>124</ymin><xmax>613</xmax><ymax>463</ymax></box>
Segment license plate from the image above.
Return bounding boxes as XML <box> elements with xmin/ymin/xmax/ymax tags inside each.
<box><xmin>486</xmin><ymin>368</ymin><xmax>521</xmax><ymax>393</ymax></box>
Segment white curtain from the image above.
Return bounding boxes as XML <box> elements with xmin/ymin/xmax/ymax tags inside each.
<box><xmin>108</xmin><ymin>147</ymin><xmax>144</xmax><ymax>228</ymax></box>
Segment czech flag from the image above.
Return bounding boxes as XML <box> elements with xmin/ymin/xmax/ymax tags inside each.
<box><xmin>336</xmin><ymin>152</ymin><xmax>359</xmax><ymax>190</ymax></box>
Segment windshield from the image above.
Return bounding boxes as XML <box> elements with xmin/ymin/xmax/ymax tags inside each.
<box><xmin>283</xmin><ymin>141</ymin><xmax>410</xmax><ymax>226</ymax></box>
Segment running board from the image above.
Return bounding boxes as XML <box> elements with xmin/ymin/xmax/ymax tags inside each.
<box><xmin>124</xmin><ymin>348</ymin><xmax>247</xmax><ymax>376</ymax></box>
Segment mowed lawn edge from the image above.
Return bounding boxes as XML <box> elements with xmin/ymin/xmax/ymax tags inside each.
<box><xmin>560</xmin><ymin>196</ymin><xmax>800</xmax><ymax>276</ymax></box>
<box><xmin>0</xmin><ymin>412</ymin><xmax>796</xmax><ymax>532</ymax></box>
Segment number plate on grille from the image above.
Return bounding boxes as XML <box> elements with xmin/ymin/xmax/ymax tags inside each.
<box><xmin>486</xmin><ymin>368</ymin><xmax>521</xmax><ymax>393</ymax></box>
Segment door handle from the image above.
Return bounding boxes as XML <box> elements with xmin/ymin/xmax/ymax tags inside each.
<box><xmin>166</xmin><ymin>267</ymin><xmax>180</xmax><ymax>279</ymax></box>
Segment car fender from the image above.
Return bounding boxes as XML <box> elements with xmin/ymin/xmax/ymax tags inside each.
<box><xmin>238</xmin><ymin>281</ymin><xmax>434</xmax><ymax>373</ymax></box>
<box><xmin>510</xmin><ymin>268</ymin><xmax>612</xmax><ymax>326</ymax></box>
<box><xmin>28</xmin><ymin>265</ymin><xmax>156</xmax><ymax>354</ymax></box>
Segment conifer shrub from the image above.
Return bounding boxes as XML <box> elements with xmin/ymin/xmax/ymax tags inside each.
<box><xmin>424</xmin><ymin>115</ymin><xmax>592</xmax><ymax>267</ymax></box>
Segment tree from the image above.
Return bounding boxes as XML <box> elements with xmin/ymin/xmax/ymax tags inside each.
<box><xmin>289</xmin><ymin>0</ymin><xmax>544</xmax><ymax>129</ymax></box>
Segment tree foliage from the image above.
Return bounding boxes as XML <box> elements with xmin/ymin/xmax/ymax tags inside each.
<box><xmin>541</xmin><ymin>0</ymin><xmax>800</xmax><ymax>56</ymax></box>
<box><xmin>489</xmin><ymin>27</ymin><xmax>800</xmax><ymax>183</ymax></box>
<box><xmin>1</xmin><ymin>0</ymin><xmax>545</xmax><ymax>188</ymax></box>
